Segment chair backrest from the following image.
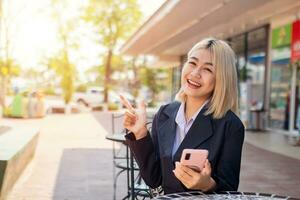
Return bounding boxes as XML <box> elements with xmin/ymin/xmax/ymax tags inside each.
<box><xmin>111</xmin><ymin>112</ymin><xmax>126</xmax><ymax>135</ymax></box>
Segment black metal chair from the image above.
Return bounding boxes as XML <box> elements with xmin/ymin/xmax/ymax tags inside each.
<box><xmin>109</xmin><ymin>112</ymin><xmax>156</xmax><ymax>200</ymax></box>
<box><xmin>109</xmin><ymin>113</ymin><xmax>130</xmax><ymax>200</ymax></box>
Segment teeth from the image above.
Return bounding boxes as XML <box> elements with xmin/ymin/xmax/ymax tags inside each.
<box><xmin>188</xmin><ymin>79</ymin><xmax>201</xmax><ymax>87</ymax></box>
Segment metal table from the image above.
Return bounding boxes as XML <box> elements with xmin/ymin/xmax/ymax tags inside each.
<box><xmin>105</xmin><ymin>133</ymin><xmax>136</xmax><ymax>200</ymax></box>
<box><xmin>154</xmin><ymin>191</ymin><xmax>299</xmax><ymax>200</ymax></box>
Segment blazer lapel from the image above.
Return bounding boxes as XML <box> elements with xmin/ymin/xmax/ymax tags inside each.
<box><xmin>173</xmin><ymin>108</ymin><xmax>214</xmax><ymax>161</ymax></box>
<box><xmin>158</xmin><ymin>102</ymin><xmax>180</xmax><ymax>157</ymax></box>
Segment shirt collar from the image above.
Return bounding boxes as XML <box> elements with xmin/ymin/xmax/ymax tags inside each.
<box><xmin>175</xmin><ymin>102</ymin><xmax>186</xmax><ymax>125</ymax></box>
<box><xmin>190</xmin><ymin>100</ymin><xmax>209</xmax><ymax>121</ymax></box>
<box><xmin>175</xmin><ymin>100</ymin><xmax>209</xmax><ymax>125</ymax></box>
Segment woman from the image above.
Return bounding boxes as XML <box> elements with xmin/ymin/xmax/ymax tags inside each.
<box><xmin>120</xmin><ymin>38</ymin><xmax>245</xmax><ymax>194</ymax></box>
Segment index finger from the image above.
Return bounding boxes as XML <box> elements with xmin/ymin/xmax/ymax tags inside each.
<box><xmin>119</xmin><ymin>95</ymin><xmax>135</xmax><ymax>112</ymax></box>
<box><xmin>180</xmin><ymin>164</ymin><xmax>199</xmax><ymax>176</ymax></box>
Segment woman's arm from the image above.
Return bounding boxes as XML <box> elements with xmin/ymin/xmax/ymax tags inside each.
<box><xmin>125</xmin><ymin>108</ymin><xmax>163</xmax><ymax>189</ymax></box>
<box><xmin>212</xmin><ymin>124</ymin><xmax>245</xmax><ymax>191</ymax></box>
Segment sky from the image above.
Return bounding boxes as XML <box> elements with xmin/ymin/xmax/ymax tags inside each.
<box><xmin>0</xmin><ymin>0</ymin><xmax>165</xmax><ymax>77</ymax></box>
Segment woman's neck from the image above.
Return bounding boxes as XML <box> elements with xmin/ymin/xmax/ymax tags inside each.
<box><xmin>185</xmin><ymin>97</ymin><xmax>208</xmax><ymax>121</ymax></box>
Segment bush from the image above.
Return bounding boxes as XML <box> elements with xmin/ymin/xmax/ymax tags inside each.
<box><xmin>44</xmin><ymin>87</ymin><xmax>56</xmax><ymax>96</ymax></box>
<box><xmin>108</xmin><ymin>103</ymin><xmax>119</xmax><ymax>111</ymax></box>
<box><xmin>147</xmin><ymin>100</ymin><xmax>157</xmax><ymax>108</ymax></box>
<box><xmin>76</xmin><ymin>84</ymin><xmax>87</xmax><ymax>93</ymax></box>
<box><xmin>3</xmin><ymin>106</ymin><xmax>11</xmax><ymax>117</ymax></box>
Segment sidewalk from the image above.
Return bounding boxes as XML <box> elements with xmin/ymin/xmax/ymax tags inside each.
<box><xmin>1</xmin><ymin>112</ymin><xmax>300</xmax><ymax>199</ymax></box>
<box><xmin>245</xmin><ymin>130</ymin><xmax>300</xmax><ymax>160</ymax></box>
<box><xmin>3</xmin><ymin>113</ymin><xmax>127</xmax><ymax>200</ymax></box>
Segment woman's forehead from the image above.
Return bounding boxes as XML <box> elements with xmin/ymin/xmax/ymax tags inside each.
<box><xmin>189</xmin><ymin>49</ymin><xmax>212</xmax><ymax>62</ymax></box>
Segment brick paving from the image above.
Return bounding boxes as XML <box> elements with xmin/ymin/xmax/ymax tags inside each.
<box><xmin>240</xmin><ymin>143</ymin><xmax>300</xmax><ymax>198</ymax></box>
<box><xmin>5</xmin><ymin>113</ymin><xmax>127</xmax><ymax>200</ymax></box>
<box><xmin>2</xmin><ymin>112</ymin><xmax>300</xmax><ymax>199</ymax></box>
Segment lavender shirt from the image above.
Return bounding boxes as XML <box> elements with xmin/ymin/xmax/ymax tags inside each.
<box><xmin>172</xmin><ymin>101</ymin><xmax>208</xmax><ymax>156</ymax></box>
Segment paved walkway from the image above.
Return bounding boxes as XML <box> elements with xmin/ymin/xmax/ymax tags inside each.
<box><xmin>240</xmin><ymin>143</ymin><xmax>300</xmax><ymax>198</ymax></box>
<box><xmin>3</xmin><ymin>113</ymin><xmax>127</xmax><ymax>200</ymax></box>
<box><xmin>1</xmin><ymin>112</ymin><xmax>300</xmax><ymax>199</ymax></box>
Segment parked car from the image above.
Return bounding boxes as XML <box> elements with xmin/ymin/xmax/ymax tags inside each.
<box><xmin>110</xmin><ymin>90</ymin><xmax>136</xmax><ymax>108</ymax></box>
<box><xmin>74</xmin><ymin>87</ymin><xmax>104</xmax><ymax>107</ymax></box>
<box><xmin>74</xmin><ymin>87</ymin><xmax>135</xmax><ymax>108</ymax></box>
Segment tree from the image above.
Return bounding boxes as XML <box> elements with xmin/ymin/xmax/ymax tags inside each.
<box><xmin>48</xmin><ymin>0</ymin><xmax>78</xmax><ymax>104</ymax></box>
<box><xmin>0</xmin><ymin>58</ymin><xmax>20</xmax><ymax>106</ymax></box>
<box><xmin>83</xmin><ymin>0</ymin><xmax>142</xmax><ymax>103</ymax></box>
<box><xmin>48</xmin><ymin>54</ymin><xmax>76</xmax><ymax>104</ymax></box>
<box><xmin>0</xmin><ymin>0</ymin><xmax>23</xmax><ymax>107</ymax></box>
<box><xmin>127</xmin><ymin>56</ymin><xmax>141</xmax><ymax>98</ymax></box>
<box><xmin>140</xmin><ymin>66</ymin><xmax>158</xmax><ymax>102</ymax></box>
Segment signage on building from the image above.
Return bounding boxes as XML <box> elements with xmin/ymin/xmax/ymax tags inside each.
<box><xmin>291</xmin><ymin>20</ymin><xmax>300</xmax><ymax>62</ymax></box>
<box><xmin>272</xmin><ymin>24</ymin><xmax>291</xmax><ymax>49</ymax></box>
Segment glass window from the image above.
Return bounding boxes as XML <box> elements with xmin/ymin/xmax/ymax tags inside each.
<box><xmin>228</xmin><ymin>26</ymin><xmax>268</xmax><ymax>129</ymax></box>
<box><xmin>247</xmin><ymin>28</ymin><xmax>267</xmax><ymax>109</ymax></box>
<box><xmin>269</xmin><ymin>51</ymin><xmax>291</xmax><ymax>130</ymax></box>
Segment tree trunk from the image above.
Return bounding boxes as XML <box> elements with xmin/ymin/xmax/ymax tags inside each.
<box><xmin>131</xmin><ymin>57</ymin><xmax>140</xmax><ymax>98</ymax></box>
<box><xmin>0</xmin><ymin>76</ymin><xmax>7</xmax><ymax>108</ymax></box>
<box><xmin>104</xmin><ymin>49</ymin><xmax>112</xmax><ymax>103</ymax></box>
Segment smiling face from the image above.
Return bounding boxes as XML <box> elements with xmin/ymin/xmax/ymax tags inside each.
<box><xmin>181</xmin><ymin>48</ymin><xmax>216</xmax><ymax>101</ymax></box>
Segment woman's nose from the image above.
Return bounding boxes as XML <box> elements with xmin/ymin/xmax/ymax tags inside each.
<box><xmin>190</xmin><ymin>67</ymin><xmax>202</xmax><ymax>77</ymax></box>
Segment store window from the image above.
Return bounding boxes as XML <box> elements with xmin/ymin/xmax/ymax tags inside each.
<box><xmin>296</xmin><ymin>67</ymin><xmax>300</xmax><ymax>130</ymax></box>
<box><xmin>269</xmin><ymin>23</ymin><xmax>293</xmax><ymax>130</ymax></box>
<box><xmin>229</xmin><ymin>26</ymin><xmax>268</xmax><ymax>129</ymax></box>
<box><xmin>247</xmin><ymin>27</ymin><xmax>267</xmax><ymax>111</ymax></box>
<box><xmin>269</xmin><ymin>48</ymin><xmax>291</xmax><ymax>130</ymax></box>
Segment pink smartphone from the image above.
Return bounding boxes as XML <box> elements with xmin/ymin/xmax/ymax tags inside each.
<box><xmin>180</xmin><ymin>149</ymin><xmax>209</xmax><ymax>172</ymax></box>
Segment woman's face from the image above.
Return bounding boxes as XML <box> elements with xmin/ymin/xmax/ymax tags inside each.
<box><xmin>181</xmin><ymin>48</ymin><xmax>216</xmax><ymax>101</ymax></box>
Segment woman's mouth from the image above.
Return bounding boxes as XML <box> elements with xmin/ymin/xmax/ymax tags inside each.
<box><xmin>187</xmin><ymin>79</ymin><xmax>201</xmax><ymax>89</ymax></box>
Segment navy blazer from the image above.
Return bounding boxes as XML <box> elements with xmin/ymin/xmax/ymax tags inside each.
<box><xmin>125</xmin><ymin>101</ymin><xmax>245</xmax><ymax>194</ymax></box>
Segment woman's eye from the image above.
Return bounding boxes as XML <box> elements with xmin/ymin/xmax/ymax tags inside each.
<box><xmin>188</xmin><ymin>61</ymin><xmax>197</xmax><ymax>66</ymax></box>
<box><xmin>204</xmin><ymin>68</ymin><xmax>212</xmax><ymax>72</ymax></box>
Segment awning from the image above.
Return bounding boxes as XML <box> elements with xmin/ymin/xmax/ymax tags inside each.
<box><xmin>121</xmin><ymin>0</ymin><xmax>300</xmax><ymax>63</ymax></box>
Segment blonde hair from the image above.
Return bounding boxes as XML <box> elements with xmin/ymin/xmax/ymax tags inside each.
<box><xmin>175</xmin><ymin>38</ymin><xmax>238</xmax><ymax>119</ymax></box>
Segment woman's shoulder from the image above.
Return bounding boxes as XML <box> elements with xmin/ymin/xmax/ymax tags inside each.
<box><xmin>154</xmin><ymin>101</ymin><xmax>181</xmax><ymax>118</ymax></box>
<box><xmin>221</xmin><ymin>110</ymin><xmax>244</xmax><ymax>131</ymax></box>
<box><xmin>160</xmin><ymin>101</ymin><xmax>181</xmax><ymax>110</ymax></box>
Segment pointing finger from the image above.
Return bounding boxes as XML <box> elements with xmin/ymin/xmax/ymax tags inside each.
<box><xmin>138</xmin><ymin>100</ymin><xmax>146</xmax><ymax>111</ymax></box>
<box><xmin>120</xmin><ymin>95</ymin><xmax>135</xmax><ymax>113</ymax></box>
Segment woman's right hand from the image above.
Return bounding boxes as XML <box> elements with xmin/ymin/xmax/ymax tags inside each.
<box><xmin>120</xmin><ymin>95</ymin><xmax>148</xmax><ymax>140</ymax></box>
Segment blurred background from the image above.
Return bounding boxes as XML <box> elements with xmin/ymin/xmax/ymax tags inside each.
<box><xmin>0</xmin><ymin>0</ymin><xmax>169</xmax><ymax>115</ymax></box>
<box><xmin>0</xmin><ymin>0</ymin><xmax>300</xmax><ymax>199</ymax></box>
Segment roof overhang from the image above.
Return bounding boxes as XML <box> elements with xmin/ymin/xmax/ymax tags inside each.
<box><xmin>121</xmin><ymin>0</ymin><xmax>300</xmax><ymax>63</ymax></box>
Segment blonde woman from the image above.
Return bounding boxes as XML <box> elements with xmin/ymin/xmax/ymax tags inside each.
<box><xmin>120</xmin><ymin>38</ymin><xmax>244</xmax><ymax>194</ymax></box>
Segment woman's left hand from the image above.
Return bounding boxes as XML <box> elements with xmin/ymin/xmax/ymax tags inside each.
<box><xmin>173</xmin><ymin>159</ymin><xmax>216</xmax><ymax>191</ymax></box>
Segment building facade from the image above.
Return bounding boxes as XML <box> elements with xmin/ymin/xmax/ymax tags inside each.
<box><xmin>121</xmin><ymin>0</ymin><xmax>300</xmax><ymax>135</ymax></box>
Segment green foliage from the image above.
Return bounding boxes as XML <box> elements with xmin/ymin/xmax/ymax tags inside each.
<box><xmin>48</xmin><ymin>55</ymin><xmax>76</xmax><ymax>104</ymax></box>
<box><xmin>238</xmin><ymin>66</ymin><xmax>251</xmax><ymax>82</ymax></box>
<box><xmin>61</xmin><ymin>74</ymin><xmax>74</xmax><ymax>103</ymax></box>
<box><xmin>76</xmin><ymin>84</ymin><xmax>87</xmax><ymax>92</ymax></box>
<box><xmin>48</xmin><ymin>0</ymin><xmax>79</xmax><ymax>104</ymax></box>
<box><xmin>0</xmin><ymin>59</ymin><xmax>21</xmax><ymax>77</ymax></box>
<box><xmin>44</xmin><ymin>87</ymin><xmax>56</xmax><ymax>96</ymax></box>
<box><xmin>147</xmin><ymin>100</ymin><xmax>157</xmax><ymax>108</ymax></box>
<box><xmin>83</xmin><ymin>0</ymin><xmax>142</xmax><ymax>48</ymax></box>
<box><xmin>139</xmin><ymin>66</ymin><xmax>172</xmax><ymax>103</ymax></box>
<box><xmin>140</xmin><ymin>67</ymin><xmax>159</xmax><ymax>94</ymax></box>
<box><xmin>83</xmin><ymin>0</ymin><xmax>142</xmax><ymax>102</ymax></box>
<box><xmin>108</xmin><ymin>102</ymin><xmax>119</xmax><ymax>110</ymax></box>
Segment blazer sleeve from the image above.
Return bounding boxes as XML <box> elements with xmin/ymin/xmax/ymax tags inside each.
<box><xmin>212</xmin><ymin>123</ymin><xmax>245</xmax><ymax>191</ymax></box>
<box><xmin>125</xmin><ymin>107</ymin><xmax>163</xmax><ymax>189</ymax></box>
